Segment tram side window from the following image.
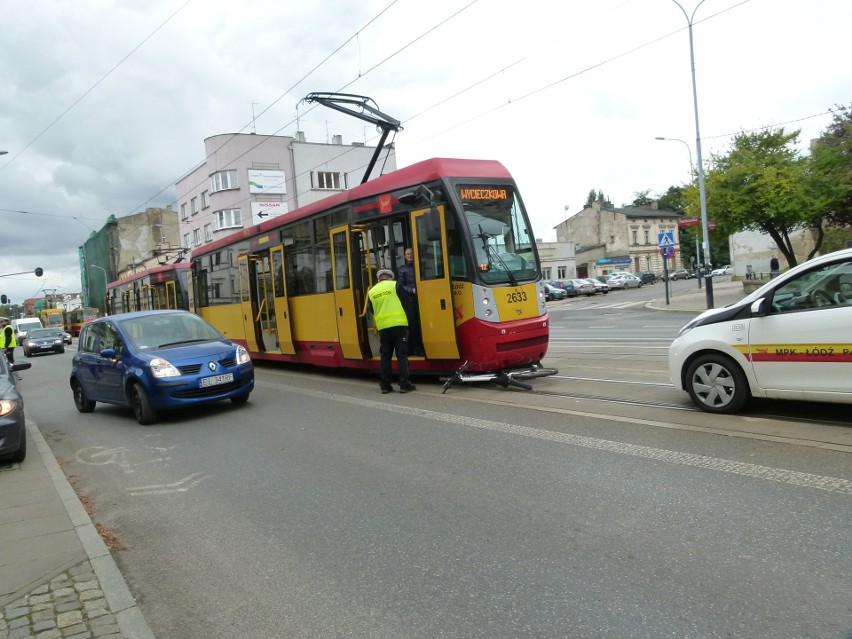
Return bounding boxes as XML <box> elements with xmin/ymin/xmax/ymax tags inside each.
<box><xmin>446</xmin><ymin>215</ymin><xmax>467</xmax><ymax>278</ymax></box>
<box><xmin>415</xmin><ymin>215</ymin><xmax>445</xmax><ymax>281</ymax></box>
<box><xmin>333</xmin><ymin>232</ymin><xmax>350</xmax><ymax>290</ymax></box>
<box><xmin>314</xmin><ymin>216</ymin><xmax>332</xmax><ymax>293</ymax></box>
<box><xmin>282</xmin><ymin>221</ymin><xmax>314</xmax><ymax>296</ymax></box>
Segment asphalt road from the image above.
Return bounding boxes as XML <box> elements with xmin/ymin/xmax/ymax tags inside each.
<box><xmin>21</xmin><ymin>319</ymin><xmax>852</xmax><ymax>639</ymax></box>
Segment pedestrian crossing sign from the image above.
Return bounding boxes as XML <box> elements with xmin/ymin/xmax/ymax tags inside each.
<box><xmin>658</xmin><ymin>231</ymin><xmax>675</xmax><ymax>248</ymax></box>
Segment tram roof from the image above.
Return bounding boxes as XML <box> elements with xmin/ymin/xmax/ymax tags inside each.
<box><xmin>106</xmin><ymin>262</ymin><xmax>192</xmax><ymax>290</ymax></box>
<box><xmin>193</xmin><ymin>157</ymin><xmax>511</xmax><ymax>257</ymax></box>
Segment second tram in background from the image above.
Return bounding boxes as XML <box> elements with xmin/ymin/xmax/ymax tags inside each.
<box><xmin>106</xmin><ymin>263</ymin><xmax>193</xmax><ymax>315</ymax></box>
<box><xmin>189</xmin><ymin>157</ymin><xmax>552</xmax><ymax>379</ymax></box>
<box><xmin>65</xmin><ymin>307</ymin><xmax>100</xmax><ymax>336</ymax></box>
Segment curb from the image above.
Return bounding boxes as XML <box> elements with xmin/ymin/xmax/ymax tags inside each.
<box><xmin>27</xmin><ymin>418</ymin><xmax>156</xmax><ymax>639</ymax></box>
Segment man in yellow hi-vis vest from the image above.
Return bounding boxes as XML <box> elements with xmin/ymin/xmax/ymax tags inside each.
<box><xmin>0</xmin><ymin>317</ymin><xmax>16</xmax><ymax>364</ymax></box>
<box><xmin>367</xmin><ymin>269</ymin><xmax>414</xmax><ymax>394</ymax></box>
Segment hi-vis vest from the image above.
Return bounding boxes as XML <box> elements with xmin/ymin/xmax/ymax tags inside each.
<box><xmin>368</xmin><ymin>280</ymin><xmax>408</xmax><ymax>330</ymax></box>
<box><xmin>1</xmin><ymin>326</ymin><xmax>15</xmax><ymax>349</ymax></box>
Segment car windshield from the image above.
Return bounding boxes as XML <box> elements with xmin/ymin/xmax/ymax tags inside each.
<box><xmin>27</xmin><ymin>328</ymin><xmax>60</xmax><ymax>339</ymax></box>
<box><xmin>117</xmin><ymin>313</ymin><xmax>224</xmax><ymax>350</ymax></box>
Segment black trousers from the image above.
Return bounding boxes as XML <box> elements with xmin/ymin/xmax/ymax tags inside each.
<box><xmin>4</xmin><ymin>347</ymin><xmax>14</xmax><ymax>364</ymax></box>
<box><xmin>379</xmin><ymin>326</ymin><xmax>411</xmax><ymax>389</ymax></box>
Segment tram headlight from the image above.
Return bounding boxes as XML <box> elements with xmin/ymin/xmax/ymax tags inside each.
<box><xmin>150</xmin><ymin>357</ymin><xmax>180</xmax><ymax>378</ymax></box>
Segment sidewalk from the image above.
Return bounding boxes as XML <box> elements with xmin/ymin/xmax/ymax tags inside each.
<box><xmin>646</xmin><ymin>277</ymin><xmax>750</xmax><ymax>312</ymax></box>
<box><xmin>1</xmin><ymin>418</ymin><xmax>155</xmax><ymax>639</ymax></box>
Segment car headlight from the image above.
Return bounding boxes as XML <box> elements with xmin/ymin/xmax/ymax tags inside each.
<box><xmin>149</xmin><ymin>357</ymin><xmax>180</xmax><ymax>378</ymax></box>
<box><xmin>676</xmin><ymin>319</ymin><xmax>699</xmax><ymax>338</ymax></box>
<box><xmin>0</xmin><ymin>399</ymin><xmax>18</xmax><ymax>417</ymax></box>
<box><xmin>236</xmin><ymin>345</ymin><xmax>252</xmax><ymax>365</ymax></box>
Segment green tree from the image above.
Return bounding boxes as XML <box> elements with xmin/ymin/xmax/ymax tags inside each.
<box><xmin>631</xmin><ymin>190</ymin><xmax>655</xmax><ymax>207</ymax></box>
<box><xmin>585</xmin><ymin>189</ymin><xmax>609</xmax><ymax>207</ymax></box>
<box><xmin>689</xmin><ymin>128</ymin><xmax>808</xmax><ymax>268</ymax></box>
<box><xmin>804</xmin><ymin>104</ymin><xmax>852</xmax><ymax>232</ymax></box>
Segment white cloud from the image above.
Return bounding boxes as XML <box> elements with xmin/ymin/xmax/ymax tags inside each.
<box><xmin>1</xmin><ymin>0</ymin><xmax>849</xmax><ymax>303</ymax></box>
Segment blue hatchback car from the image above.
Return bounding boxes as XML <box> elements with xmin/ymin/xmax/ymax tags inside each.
<box><xmin>70</xmin><ymin>310</ymin><xmax>254</xmax><ymax>425</ymax></box>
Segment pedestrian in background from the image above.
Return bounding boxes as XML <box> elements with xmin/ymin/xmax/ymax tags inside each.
<box><xmin>367</xmin><ymin>269</ymin><xmax>415</xmax><ymax>394</ymax></box>
<box><xmin>398</xmin><ymin>247</ymin><xmax>423</xmax><ymax>356</ymax></box>
<box><xmin>769</xmin><ymin>255</ymin><xmax>780</xmax><ymax>279</ymax></box>
<box><xmin>0</xmin><ymin>317</ymin><xmax>16</xmax><ymax>364</ymax></box>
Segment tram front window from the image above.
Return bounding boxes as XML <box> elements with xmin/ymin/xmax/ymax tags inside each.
<box><xmin>459</xmin><ymin>185</ymin><xmax>536</xmax><ymax>285</ymax></box>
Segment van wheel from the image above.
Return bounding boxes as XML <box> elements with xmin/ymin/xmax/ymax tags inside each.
<box><xmin>130</xmin><ymin>383</ymin><xmax>157</xmax><ymax>425</ymax></box>
<box><xmin>685</xmin><ymin>353</ymin><xmax>750</xmax><ymax>413</ymax></box>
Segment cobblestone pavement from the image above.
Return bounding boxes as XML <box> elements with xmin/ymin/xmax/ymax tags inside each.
<box><xmin>1</xmin><ymin>560</ymin><xmax>123</xmax><ymax>639</ymax></box>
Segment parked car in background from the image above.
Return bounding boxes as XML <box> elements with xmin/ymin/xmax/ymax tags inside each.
<box><xmin>669</xmin><ymin>247</ymin><xmax>852</xmax><ymax>413</ymax></box>
<box><xmin>711</xmin><ymin>265</ymin><xmax>733</xmax><ymax>276</ymax></box>
<box><xmin>572</xmin><ymin>279</ymin><xmax>597</xmax><ymax>296</ymax></box>
<box><xmin>664</xmin><ymin>268</ymin><xmax>691</xmax><ymax>281</ymax></box>
<box><xmin>638</xmin><ymin>271</ymin><xmax>657</xmax><ymax>284</ymax></box>
<box><xmin>543</xmin><ymin>282</ymin><xmax>567</xmax><ymax>301</ymax></box>
<box><xmin>585</xmin><ymin>278</ymin><xmax>609</xmax><ymax>294</ymax></box>
<box><xmin>547</xmin><ymin>280</ymin><xmax>578</xmax><ymax>298</ymax></box>
<box><xmin>70</xmin><ymin>310</ymin><xmax>255</xmax><ymax>425</ymax></box>
<box><xmin>21</xmin><ymin>328</ymin><xmax>65</xmax><ymax>357</ymax></box>
<box><xmin>0</xmin><ymin>356</ymin><xmax>33</xmax><ymax>463</ymax></box>
<box><xmin>608</xmin><ymin>273</ymin><xmax>642</xmax><ymax>289</ymax></box>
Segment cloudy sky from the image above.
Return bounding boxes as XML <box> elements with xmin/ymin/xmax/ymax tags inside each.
<box><xmin>1</xmin><ymin>0</ymin><xmax>849</xmax><ymax>305</ymax></box>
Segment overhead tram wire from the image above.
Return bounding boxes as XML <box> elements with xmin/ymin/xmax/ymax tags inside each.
<box><xmin>402</xmin><ymin>0</ymin><xmax>755</xmax><ymax>146</ymax></box>
<box><xmin>127</xmin><ymin>0</ymin><xmax>402</xmax><ymax>216</ymax></box>
<box><xmin>129</xmin><ymin>0</ymin><xmax>480</xmax><ymax>219</ymax></box>
<box><xmin>0</xmin><ymin>0</ymin><xmax>194</xmax><ymax>174</ymax></box>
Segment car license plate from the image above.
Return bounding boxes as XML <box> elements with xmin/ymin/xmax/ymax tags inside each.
<box><xmin>199</xmin><ymin>373</ymin><xmax>233</xmax><ymax>388</ymax></box>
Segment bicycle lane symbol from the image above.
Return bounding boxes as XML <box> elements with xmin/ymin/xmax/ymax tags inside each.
<box><xmin>74</xmin><ymin>442</ymin><xmax>175</xmax><ymax>474</ymax></box>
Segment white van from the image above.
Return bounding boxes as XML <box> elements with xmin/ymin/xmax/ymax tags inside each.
<box><xmin>11</xmin><ymin>318</ymin><xmax>42</xmax><ymax>339</ymax></box>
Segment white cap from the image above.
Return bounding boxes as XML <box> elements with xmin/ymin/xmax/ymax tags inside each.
<box><xmin>376</xmin><ymin>269</ymin><xmax>394</xmax><ymax>280</ymax></box>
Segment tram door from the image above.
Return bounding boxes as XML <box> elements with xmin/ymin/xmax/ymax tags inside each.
<box><xmin>164</xmin><ymin>281</ymin><xmax>179</xmax><ymax>308</ymax></box>
<box><xmin>412</xmin><ymin>206</ymin><xmax>459</xmax><ymax>359</ymax></box>
<box><xmin>270</xmin><ymin>246</ymin><xmax>295</xmax><ymax>354</ymax></box>
<box><xmin>237</xmin><ymin>254</ymin><xmax>260</xmax><ymax>352</ymax></box>
<box><xmin>330</xmin><ymin>226</ymin><xmax>363</xmax><ymax>359</ymax></box>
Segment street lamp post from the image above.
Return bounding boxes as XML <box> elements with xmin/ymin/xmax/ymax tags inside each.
<box><xmin>671</xmin><ymin>0</ymin><xmax>714</xmax><ymax>309</ymax></box>
<box><xmin>655</xmin><ymin>136</ymin><xmax>702</xmax><ymax>289</ymax></box>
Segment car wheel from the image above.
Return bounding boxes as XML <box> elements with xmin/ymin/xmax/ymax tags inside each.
<box><xmin>58</xmin><ymin>347</ymin><xmax>65</xmax><ymax>354</ymax></box>
<box><xmin>684</xmin><ymin>353</ymin><xmax>750</xmax><ymax>414</ymax></box>
<box><xmin>130</xmin><ymin>383</ymin><xmax>157</xmax><ymax>425</ymax></box>
<box><xmin>23</xmin><ymin>349</ymin><xmax>30</xmax><ymax>357</ymax></box>
<box><xmin>231</xmin><ymin>393</ymin><xmax>250</xmax><ymax>405</ymax></box>
<box><xmin>8</xmin><ymin>432</ymin><xmax>26</xmax><ymax>463</ymax></box>
<box><xmin>72</xmin><ymin>380</ymin><xmax>96</xmax><ymax>413</ymax></box>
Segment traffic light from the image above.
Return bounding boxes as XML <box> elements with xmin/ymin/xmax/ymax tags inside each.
<box><xmin>0</xmin><ymin>295</ymin><xmax>7</xmax><ymax>304</ymax></box>
<box><xmin>35</xmin><ymin>267</ymin><xmax>43</xmax><ymax>277</ymax></box>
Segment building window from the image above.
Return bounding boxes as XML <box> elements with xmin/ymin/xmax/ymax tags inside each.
<box><xmin>201</xmin><ymin>190</ymin><xmax>209</xmax><ymax>209</ymax></box>
<box><xmin>644</xmin><ymin>230</ymin><xmax>650</xmax><ymax>244</ymax></box>
<box><xmin>193</xmin><ymin>228</ymin><xmax>201</xmax><ymax>246</ymax></box>
<box><xmin>204</xmin><ymin>224</ymin><xmax>213</xmax><ymax>242</ymax></box>
<box><xmin>191</xmin><ymin>197</ymin><xmax>199</xmax><ymax>214</ymax></box>
<box><xmin>183</xmin><ymin>233</ymin><xmax>191</xmax><ymax>249</ymax></box>
<box><xmin>215</xmin><ymin>208</ymin><xmax>242</xmax><ymax>230</ymax></box>
<box><xmin>211</xmin><ymin>170</ymin><xmax>238</xmax><ymax>193</ymax></box>
<box><xmin>180</xmin><ymin>203</ymin><xmax>187</xmax><ymax>220</ymax></box>
<box><xmin>542</xmin><ymin>267</ymin><xmax>551</xmax><ymax>279</ymax></box>
<box><xmin>557</xmin><ymin>267</ymin><xmax>566</xmax><ymax>279</ymax></box>
<box><xmin>312</xmin><ymin>171</ymin><xmax>342</xmax><ymax>190</ymax></box>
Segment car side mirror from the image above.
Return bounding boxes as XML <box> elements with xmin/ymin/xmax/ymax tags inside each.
<box><xmin>750</xmin><ymin>297</ymin><xmax>767</xmax><ymax>317</ymax></box>
<box><xmin>100</xmin><ymin>348</ymin><xmax>117</xmax><ymax>358</ymax></box>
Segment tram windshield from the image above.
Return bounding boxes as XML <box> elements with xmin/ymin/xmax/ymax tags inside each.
<box><xmin>458</xmin><ymin>185</ymin><xmax>537</xmax><ymax>285</ymax></box>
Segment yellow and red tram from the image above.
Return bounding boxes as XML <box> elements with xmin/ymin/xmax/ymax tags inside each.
<box><xmin>190</xmin><ymin>157</ymin><xmax>551</xmax><ymax>377</ymax></box>
<box><xmin>107</xmin><ymin>263</ymin><xmax>193</xmax><ymax>316</ymax></box>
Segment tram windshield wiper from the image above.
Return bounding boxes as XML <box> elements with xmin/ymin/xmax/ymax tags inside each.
<box><xmin>479</xmin><ymin>224</ymin><xmax>518</xmax><ymax>286</ymax></box>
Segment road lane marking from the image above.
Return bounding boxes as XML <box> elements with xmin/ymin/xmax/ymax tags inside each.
<box><xmin>264</xmin><ymin>382</ymin><xmax>852</xmax><ymax>495</ymax></box>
